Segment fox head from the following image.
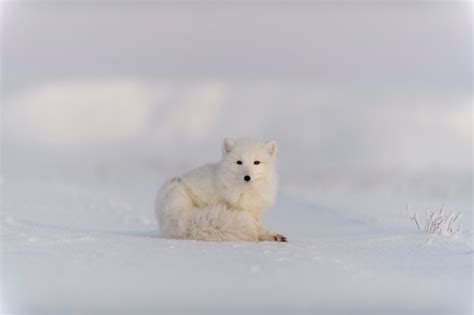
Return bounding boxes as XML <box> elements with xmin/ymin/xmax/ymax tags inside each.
<box><xmin>220</xmin><ymin>138</ymin><xmax>277</xmax><ymax>185</ymax></box>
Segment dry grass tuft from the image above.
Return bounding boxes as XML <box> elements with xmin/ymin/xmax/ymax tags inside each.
<box><xmin>409</xmin><ymin>206</ymin><xmax>462</xmax><ymax>237</ymax></box>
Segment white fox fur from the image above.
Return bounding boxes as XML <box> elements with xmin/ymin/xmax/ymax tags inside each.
<box><xmin>155</xmin><ymin>138</ymin><xmax>287</xmax><ymax>242</ymax></box>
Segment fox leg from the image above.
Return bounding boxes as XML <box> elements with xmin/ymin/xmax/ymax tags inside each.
<box><xmin>256</xmin><ymin>221</ymin><xmax>288</xmax><ymax>242</ymax></box>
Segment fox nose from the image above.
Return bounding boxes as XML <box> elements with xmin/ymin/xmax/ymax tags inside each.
<box><xmin>244</xmin><ymin>175</ymin><xmax>251</xmax><ymax>182</ymax></box>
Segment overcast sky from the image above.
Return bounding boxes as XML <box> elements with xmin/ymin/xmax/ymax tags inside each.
<box><xmin>2</xmin><ymin>1</ymin><xmax>472</xmax><ymax>95</ymax></box>
<box><xmin>1</xmin><ymin>2</ymin><xmax>472</xmax><ymax>208</ymax></box>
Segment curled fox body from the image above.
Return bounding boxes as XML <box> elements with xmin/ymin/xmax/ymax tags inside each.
<box><xmin>155</xmin><ymin>138</ymin><xmax>287</xmax><ymax>242</ymax></box>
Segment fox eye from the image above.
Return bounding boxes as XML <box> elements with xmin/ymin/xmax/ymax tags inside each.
<box><xmin>254</xmin><ymin>161</ymin><xmax>260</xmax><ymax>165</ymax></box>
<box><xmin>236</xmin><ymin>160</ymin><xmax>242</xmax><ymax>165</ymax></box>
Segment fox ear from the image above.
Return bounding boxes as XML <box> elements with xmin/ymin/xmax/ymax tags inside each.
<box><xmin>265</xmin><ymin>140</ymin><xmax>277</xmax><ymax>156</ymax></box>
<box><xmin>222</xmin><ymin>138</ymin><xmax>236</xmax><ymax>155</ymax></box>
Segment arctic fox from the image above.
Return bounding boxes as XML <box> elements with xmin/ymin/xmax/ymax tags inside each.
<box><xmin>155</xmin><ymin>138</ymin><xmax>287</xmax><ymax>242</ymax></box>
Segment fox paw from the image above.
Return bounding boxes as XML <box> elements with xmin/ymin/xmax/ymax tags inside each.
<box><xmin>272</xmin><ymin>234</ymin><xmax>288</xmax><ymax>242</ymax></box>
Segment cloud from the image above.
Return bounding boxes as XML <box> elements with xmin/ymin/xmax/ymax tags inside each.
<box><xmin>3</xmin><ymin>79</ymin><xmax>228</xmax><ymax>151</ymax></box>
<box><xmin>3</xmin><ymin>79</ymin><xmax>471</xmax><ymax>176</ymax></box>
<box><xmin>4</xmin><ymin>80</ymin><xmax>153</xmax><ymax>146</ymax></box>
<box><xmin>150</xmin><ymin>82</ymin><xmax>226</xmax><ymax>146</ymax></box>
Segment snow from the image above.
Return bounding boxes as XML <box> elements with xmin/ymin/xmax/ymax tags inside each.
<box><xmin>1</xmin><ymin>170</ymin><xmax>472</xmax><ymax>314</ymax></box>
<box><xmin>1</xmin><ymin>2</ymin><xmax>472</xmax><ymax>313</ymax></box>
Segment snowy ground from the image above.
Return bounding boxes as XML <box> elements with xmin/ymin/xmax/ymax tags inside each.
<box><xmin>1</xmin><ymin>170</ymin><xmax>472</xmax><ymax>314</ymax></box>
<box><xmin>2</xmin><ymin>2</ymin><xmax>472</xmax><ymax>313</ymax></box>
